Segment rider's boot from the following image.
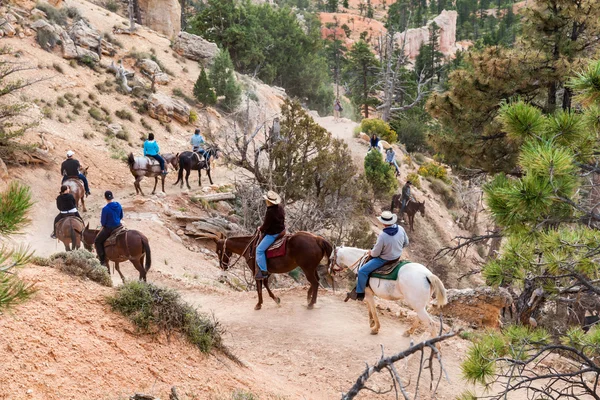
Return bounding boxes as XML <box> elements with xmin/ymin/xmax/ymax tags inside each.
<box><xmin>255</xmin><ymin>269</ymin><xmax>270</xmax><ymax>280</ymax></box>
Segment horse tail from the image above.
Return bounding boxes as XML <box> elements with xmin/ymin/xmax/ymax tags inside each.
<box><xmin>142</xmin><ymin>235</ymin><xmax>152</xmax><ymax>272</ymax></box>
<box><xmin>428</xmin><ymin>274</ymin><xmax>448</xmax><ymax>308</ymax></box>
<box><xmin>174</xmin><ymin>155</ymin><xmax>184</xmax><ymax>185</ymax></box>
<box><xmin>127</xmin><ymin>153</ymin><xmax>135</xmax><ymax>168</ymax></box>
<box><xmin>318</xmin><ymin>237</ymin><xmax>333</xmax><ymax>264</ymax></box>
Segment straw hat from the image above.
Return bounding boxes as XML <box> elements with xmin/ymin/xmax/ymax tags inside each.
<box><xmin>377</xmin><ymin>210</ymin><xmax>397</xmax><ymax>225</ymax></box>
<box><xmin>263</xmin><ymin>190</ymin><xmax>282</xmax><ymax>205</ymax></box>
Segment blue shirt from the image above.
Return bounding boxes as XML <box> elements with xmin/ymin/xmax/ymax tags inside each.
<box><xmin>190</xmin><ymin>134</ymin><xmax>205</xmax><ymax>149</ymax></box>
<box><xmin>143</xmin><ymin>140</ymin><xmax>160</xmax><ymax>156</ymax></box>
<box><xmin>101</xmin><ymin>202</ymin><xmax>123</xmax><ymax>228</ymax></box>
<box><xmin>386</xmin><ymin>150</ymin><xmax>395</xmax><ymax>163</ymax></box>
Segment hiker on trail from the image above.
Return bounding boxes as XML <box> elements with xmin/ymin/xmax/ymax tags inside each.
<box><xmin>190</xmin><ymin>128</ymin><xmax>206</xmax><ymax>156</ymax></box>
<box><xmin>95</xmin><ymin>191</ymin><xmax>123</xmax><ymax>267</ymax></box>
<box><xmin>61</xmin><ymin>150</ymin><xmax>91</xmax><ymax>196</ymax></box>
<box><xmin>386</xmin><ymin>148</ymin><xmax>400</xmax><ymax>177</ymax></box>
<box><xmin>143</xmin><ymin>133</ymin><xmax>167</xmax><ymax>175</ymax></box>
<box><xmin>51</xmin><ymin>185</ymin><xmax>82</xmax><ymax>239</ymax></box>
<box><xmin>255</xmin><ymin>191</ymin><xmax>285</xmax><ymax>281</ymax></box>
<box><xmin>368</xmin><ymin>134</ymin><xmax>380</xmax><ymax>153</ymax></box>
<box><xmin>350</xmin><ymin>211</ymin><xmax>409</xmax><ymax>301</ymax></box>
<box><xmin>334</xmin><ymin>99</ymin><xmax>343</xmax><ymax>121</ymax></box>
<box><xmin>400</xmin><ymin>181</ymin><xmax>413</xmax><ymax>222</ymax></box>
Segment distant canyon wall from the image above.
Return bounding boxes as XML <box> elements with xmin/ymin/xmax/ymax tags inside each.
<box><xmin>395</xmin><ymin>10</ymin><xmax>460</xmax><ymax>59</ymax></box>
<box><xmin>137</xmin><ymin>0</ymin><xmax>181</xmax><ymax>38</ymax></box>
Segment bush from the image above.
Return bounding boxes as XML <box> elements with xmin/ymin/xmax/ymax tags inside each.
<box><xmin>429</xmin><ymin>178</ymin><xmax>457</xmax><ymax>208</ymax></box>
<box><xmin>56</xmin><ymin>96</ymin><xmax>66</xmax><ymax>108</ymax></box>
<box><xmin>406</xmin><ymin>172</ymin><xmax>421</xmax><ymax>189</ymax></box>
<box><xmin>360</xmin><ymin>118</ymin><xmax>397</xmax><ymax>143</ymax></box>
<box><xmin>222</xmin><ymin>75</ymin><xmax>242</xmax><ymax>112</ymax></box>
<box><xmin>115</xmin><ymin>109</ymin><xmax>134</xmax><ymax>121</ymax></box>
<box><xmin>389</xmin><ymin>118</ymin><xmax>430</xmax><ymax>152</ymax></box>
<box><xmin>346</xmin><ymin>218</ymin><xmax>377</xmax><ymax>248</ymax></box>
<box><xmin>88</xmin><ymin>107</ymin><xmax>104</xmax><ymax>121</ymax></box>
<box><xmin>107</xmin><ymin>281</ymin><xmax>230</xmax><ymax>355</ymax></box>
<box><xmin>37</xmin><ymin>30</ymin><xmax>59</xmax><ymax>51</ymax></box>
<box><xmin>49</xmin><ymin>250</ymin><xmax>112</xmax><ymax>287</ymax></box>
<box><xmin>189</xmin><ymin>109</ymin><xmax>198</xmax><ymax>123</ymax></box>
<box><xmin>193</xmin><ymin>68</ymin><xmax>216</xmax><ymax>106</ymax></box>
<box><xmin>418</xmin><ymin>161</ymin><xmax>450</xmax><ymax>183</ymax></box>
<box><xmin>210</xmin><ymin>49</ymin><xmax>235</xmax><ymax>97</ymax></box>
<box><xmin>364</xmin><ymin>149</ymin><xmax>398</xmax><ymax>198</ymax></box>
<box><xmin>35</xmin><ymin>3</ymin><xmax>68</xmax><ymax>25</ymax></box>
<box><xmin>105</xmin><ymin>0</ymin><xmax>119</xmax><ymax>12</ymax></box>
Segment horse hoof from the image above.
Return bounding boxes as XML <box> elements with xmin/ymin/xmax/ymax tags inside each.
<box><xmin>275</xmin><ymin>297</ymin><xmax>281</xmax><ymax>305</ymax></box>
<box><xmin>254</xmin><ymin>304</ymin><xmax>262</xmax><ymax>310</ymax></box>
<box><xmin>370</xmin><ymin>329</ymin><xmax>379</xmax><ymax>335</ymax></box>
<box><xmin>307</xmin><ymin>303</ymin><xmax>314</xmax><ymax>310</ymax></box>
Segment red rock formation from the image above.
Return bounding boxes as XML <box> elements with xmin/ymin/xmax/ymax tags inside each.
<box><xmin>395</xmin><ymin>10</ymin><xmax>458</xmax><ymax>59</ymax></box>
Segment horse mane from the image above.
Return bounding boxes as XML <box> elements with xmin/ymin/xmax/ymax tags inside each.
<box><xmin>127</xmin><ymin>152</ymin><xmax>135</xmax><ymax>168</ymax></box>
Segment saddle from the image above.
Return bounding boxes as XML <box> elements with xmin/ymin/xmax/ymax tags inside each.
<box><xmin>144</xmin><ymin>157</ymin><xmax>161</xmax><ymax>167</ymax></box>
<box><xmin>105</xmin><ymin>226</ymin><xmax>128</xmax><ymax>247</ymax></box>
<box><xmin>55</xmin><ymin>214</ymin><xmax>84</xmax><ymax>229</ymax></box>
<box><xmin>344</xmin><ymin>259</ymin><xmax>411</xmax><ymax>302</ymax></box>
<box><xmin>266</xmin><ymin>232</ymin><xmax>289</xmax><ymax>259</ymax></box>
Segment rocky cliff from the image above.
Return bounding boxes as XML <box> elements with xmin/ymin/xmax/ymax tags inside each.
<box><xmin>137</xmin><ymin>0</ymin><xmax>181</xmax><ymax>38</ymax></box>
<box><xmin>396</xmin><ymin>10</ymin><xmax>459</xmax><ymax>59</ymax></box>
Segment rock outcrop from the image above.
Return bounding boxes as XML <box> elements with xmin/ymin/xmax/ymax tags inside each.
<box><xmin>172</xmin><ymin>32</ymin><xmax>219</xmax><ymax>64</ymax></box>
<box><xmin>147</xmin><ymin>93</ymin><xmax>190</xmax><ymax>124</ymax></box>
<box><xmin>137</xmin><ymin>0</ymin><xmax>181</xmax><ymax>38</ymax></box>
<box><xmin>395</xmin><ymin>10</ymin><xmax>458</xmax><ymax>59</ymax></box>
<box><xmin>440</xmin><ymin>286</ymin><xmax>512</xmax><ymax>328</ymax></box>
<box><xmin>137</xmin><ymin>59</ymin><xmax>170</xmax><ymax>85</ymax></box>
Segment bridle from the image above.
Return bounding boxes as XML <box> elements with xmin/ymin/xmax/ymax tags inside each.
<box><xmin>218</xmin><ymin>232</ymin><xmax>259</xmax><ymax>271</ymax></box>
<box><xmin>328</xmin><ymin>246</ymin><xmax>368</xmax><ymax>276</ymax></box>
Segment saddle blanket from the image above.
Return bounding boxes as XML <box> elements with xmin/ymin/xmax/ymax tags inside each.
<box><xmin>134</xmin><ymin>157</ymin><xmax>162</xmax><ymax>170</ymax></box>
<box><xmin>370</xmin><ymin>260</ymin><xmax>410</xmax><ymax>281</ymax></box>
<box><xmin>106</xmin><ymin>226</ymin><xmax>128</xmax><ymax>247</ymax></box>
<box><xmin>266</xmin><ymin>235</ymin><xmax>289</xmax><ymax>259</ymax></box>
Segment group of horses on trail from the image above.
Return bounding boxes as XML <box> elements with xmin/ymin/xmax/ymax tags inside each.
<box><xmin>127</xmin><ymin>145</ymin><xmax>220</xmax><ymax>195</ymax></box>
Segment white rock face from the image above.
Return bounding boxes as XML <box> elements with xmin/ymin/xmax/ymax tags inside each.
<box><xmin>172</xmin><ymin>31</ymin><xmax>219</xmax><ymax>64</ymax></box>
<box><xmin>395</xmin><ymin>10</ymin><xmax>458</xmax><ymax>59</ymax></box>
<box><xmin>137</xmin><ymin>0</ymin><xmax>181</xmax><ymax>38</ymax></box>
<box><xmin>148</xmin><ymin>93</ymin><xmax>190</xmax><ymax>124</ymax></box>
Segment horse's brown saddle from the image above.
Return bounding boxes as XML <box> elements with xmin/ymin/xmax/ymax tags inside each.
<box><xmin>105</xmin><ymin>226</ymin><xmax>128</xmax><ymax>247</ymax></box>
<box><xmin>263</xmin><ymin>231</ymin><xmax>288</xmax><ymax>259</ymax></box>
<box><xmin>55</xmin><ymin>214</ymin><xmax>84</xmax><ymax>229</ymax></box>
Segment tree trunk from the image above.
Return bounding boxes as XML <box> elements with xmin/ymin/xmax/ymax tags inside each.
<box><xmin>515</xmin><ymin>278</ymin><xmax>544</xmax><ymax>326</ymax></box>
<box><xmin>487</xmin><ymin>224</ymin><xmax>502</xmax><ymax>259</ymax></box>
<box><xmin>547</xmin><ymin>81</ymin><xmax>557</xmax><ymax>113</ymax></box>
<box><xmin>363</xmin><ymin>65</ymin><xmax>369</xmax><ymax>118</ymax></box>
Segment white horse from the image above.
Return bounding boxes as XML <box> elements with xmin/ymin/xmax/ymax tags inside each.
<box><xmin>329</xmin><ymin>246</ymin><xmax>448</xmax><ymax>337</ymax></box>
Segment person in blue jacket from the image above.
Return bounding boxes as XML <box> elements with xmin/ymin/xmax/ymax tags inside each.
<box><xmin>143</xmin><ymin>133</ymin><xmax>167</xmax><ymax>175</ymax></box>
<box><xmin>95</xmin><ymin>191</ymin><xmax>124</xmax><ymax>267</ymax></box>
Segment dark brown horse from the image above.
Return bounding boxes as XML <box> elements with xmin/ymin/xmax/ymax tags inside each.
<box><xmin>174</xmin><ymin>145</ymin><xmax>219</xmax><ymax>189</ymax></box>
<box><xmin>55</xmin><ymin>216</ymin><xmax>84</xmax><ymax>251</ymax></box>
<box><xmin>127</xmin><ymin>153</ymin><xmax>179</xmax><ymax>195</ymax></box>
<box><xmin>63</xmin><ymin>170</ymin><xmax>88</xmax><ymax>212</ymax></box>
<box><xmin>215</xmin><ymin>232</ymin><xmax>332</xmax><ymax>310</ymax></box>
<box><xmin>390</xmin><ymin>195</ymin><xmax>425</xmax><ymax>232</ymax></box>
<box><xmin>82</xmin><ymin>224</ymin><xmax>151</xmax><ymax>283</ymax></box>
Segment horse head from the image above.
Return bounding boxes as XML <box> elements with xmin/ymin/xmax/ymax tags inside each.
<box><xmin>82</xmin><ymin>222</ymin><xmax>94</xmax><ymax>251</ymax></box>
<box><xmin>82</xmin><ymin>166</ymin><xmax>89</xmax><ymax>177</ymax></box>
<box><xmin>418</xmin><ymin>201</ymin><xmax>426</xmax><ymax>216</ymax></box>
<box><xmin>214</xmin><ymin>236</ymin><xmax>232</xmax><ymax>271</ymax></box>
<box><xmin>328</xmin><ymin>246</ymin><xmax>343</xmax><ymax>275</ymax></box>
<box><xmin>172</xmin><ymin>153</ymin><xmax>180</xmax><ymax>171</ymax></box>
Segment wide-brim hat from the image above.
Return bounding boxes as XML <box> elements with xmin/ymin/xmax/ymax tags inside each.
<box><xmin>263</xmin><ymin>190</ymin><xmax>281</xmax><ymax>205</ymax></box>
<box><xmin>66</xmin><ymin>150</ymin><xmax>75</xmax><ymax>157</ymax></box>
<box><xmin>377</xmin><ymin>210</ymin><xmax>397</xmax><ymax>225</ymax></box>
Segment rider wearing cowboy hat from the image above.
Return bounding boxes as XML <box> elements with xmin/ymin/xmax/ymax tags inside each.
<box><xmin>351</xmin><ymin>210</ymin><xmax>409</xmax><ymax>301</ymax></box>
<box><xmin>255</xmin><ymin>190</ymin><xmax>285</xmax><ymax>280</ymax></box>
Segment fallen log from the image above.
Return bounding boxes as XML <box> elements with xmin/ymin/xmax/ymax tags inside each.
<box><xmin>194</xmin><ymin>192</ymin><xmax>235</xmax><ymax>202</ymax></box>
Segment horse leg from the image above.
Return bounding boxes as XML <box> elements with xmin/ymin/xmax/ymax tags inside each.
<box><xmin>152</xmin><ymin>176</ymin><xmax>158</xmax><ymax>195</ymax></box>
<box><xmin>206</xmin><ymin>168</ymin><xmax>214</xmax><ymax>185</ymax></box>
<box><xmin>410</xmin><ymin>214</ymin><xmax>415</xmax><ymax>232</ymax></box>
<box><xmin>114</xmin><ymin>262</ymin><xmax>126</xmax><ymax>284</ymax></box>
<box><xmin>305</xmin><ymin>268</ymin><xmax>319</xmax><ymax>309</ymax></box>
<box><xmin>263</xmin><ymin>277</ymin><xmax>281</xmax><ymax>305</ymax></box>
<box><xmin>255</xmin><ymin>279</ymin><xmax>264</xmax><ymax>310</ymax></box>
<box><xmin>197</xmin><ymin>169</ymin><xmax>201</xmax><ymax>187</ymax></box>
<box><xmin>135</xmin><ymin>176</ymin><xmax>145</xmax><ymax>196</ymax></box>
<box><xmin>80</xmin><ymin>195</ymin><xmax>87</xmax><ymax>212</ymax></box>
<box><xmin>185</xmin><ymin>169</ymin><xmax>192</xmax><ymax>190</ymax></box>
<box><xmin>132</xmin><ymin>258</ymin><xmax>146</xmax><ymax>282</ymax></box>
<box><xmin>365</xmin><ymin>288</ymin><xmax>380</xmax><ymax>334</ymax></box>
<box><xmin>160</xmin><ymin>175</ymin><xmax>165</xmax><ymax>193</ymax></box>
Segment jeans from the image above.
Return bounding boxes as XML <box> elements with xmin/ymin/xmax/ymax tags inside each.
<box><xmin>53</xmin><ymin>212</ymin><xmax>82</xmax><ymax>234</ymax></box>
<box><xmin>256</xmin><ymin>233</ymin><xmax>279</xmax><ymax>272</ymax></box>
<box><xmin>148</xmin><ymin>154</ymin><xmax>165</xmax><ymax>171</ymax></box>
<box><xmin>194</xmin><ymin>148</ymin><xmax>209</xmax><ymax>162</ymax></box>
<box><xmin>357</xmin><ymin>257</ymin><xmax>388</xmax><ymax>294</ymax></box>
<box><xmin>400</xmin><ymin>197</ymin><xmax>409</xmax><ymax>215</ymax></box>
<box><xmin>388</xmin><ymin>160</ymin><xmax>400</xmax><ymax>174</ymax></box>
<box><xmin>62</xmin><ymin>174</ymin><xmax>90</xmax><ymax>194</ymax></box>
<box><xmin>94</xmin><ymin>224</ymin><xmax>121</xmax><ymax>264</ymax></box>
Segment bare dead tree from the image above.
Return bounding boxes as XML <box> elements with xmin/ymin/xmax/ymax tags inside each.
<box><xmin>342</xmin><ymin>328</ymin><xmax>461</xmax><ymax>400</ymax></box>
<box><xmin>433</xmin><ymin>231</ymin><xmax>502</xmax><ymax>262</ymax></box>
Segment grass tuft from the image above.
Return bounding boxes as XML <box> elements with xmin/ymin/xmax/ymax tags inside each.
<box><xmin>50</xmin><ymin>249</ymin><xmax>112</xmax><ymax>287</ymax></box>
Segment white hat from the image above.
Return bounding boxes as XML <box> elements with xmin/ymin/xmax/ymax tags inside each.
<box><xmin>377</xmin><ymin>210</ymin><xmax>397</xmax><ymax>225</ymax></box>
<box><xmin>263</xmin><ymin>190</ymin><xmax>282</xmax><ymax>205</ymax></box>
<box><xmin>66</xmin><ymin>150</ymin><xmax>75</xmax><ymax>157</ymax></box>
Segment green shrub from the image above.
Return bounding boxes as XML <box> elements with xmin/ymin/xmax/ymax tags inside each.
<box><xmin>364</xmin><ymin>149</ymin><xmax>398</xmax><ymax>198</ymax></box>
<box><xmin>413</xmin><ymin>152</ymin><xmax>426</xmax><ymax>164</ymax></box>
<box><xmin>389</xmin><ymin>118</ymin><xmax>430</xmax><ymax>152</ymax></box>
<box><xmin>418</xmin><ymin>161</ymin><xmax>450</xmax><ymax>183</ymax></box>
<box><xmin>429</xmin><ymin>178</ymin><xmax>457</xmax><ymax>208</ymax></box>
<box><xmin>35</xmin><ymin>3</ymin><xmax>68</xmax><ymax>25</ymax></box>
<box><xmin>37</xmin><ymin>30</ymin><xmax>59</xmax><ymax>51</ymax></box>
<box><xmin>189</xmin><ymin>109</ymin><xmax>198</xmax><ymax>123</ymax></box>
<box><xmin>107</xmin><ymin>281</ymin><xmax>229</xmax><ymax>355</ymax></box>
<box><xmin>360</xmin><ymin>118</ymin><xmax>397</xmax><ymax>143</ymax></box>
<box><xmin>88</xmin><ymin>107</ymin><xmax>104</xmax><ymax>121</ymax></box>
<box><xmin>222</xmin><ymin>75</ymin><xmax>242</xmax><ymax>112</ymax></box>
<box><xmin>105</xmin><ymin>0</ymin><xmax>119</xmax><ymax>12</ymax></box>
<box><xmin>50</xmin><ymin>249</ymin><xmax>112</xmax><ymax>287</ymax></box>
<box><xmin>56</xmin><ymin>96</ymin><xmax>66</xmax><ymax>108</ymax></box>
<box><xmin>346</xmin><ymin>218</ymin><xmax>377</xmax><ymax>248</ymax></box>
<box><xmin>406</xmin><ymin>172</ymin><xmax>421</xmax><ymax>189</ymax></box>
<box><xmin>115</xmin><ymin>109</ymin><xmax>134</xmax><ymax>121</ymax></box>
<box><xmin>193</xmin><ymin>67</ymin><xmax>216</xmax><ymax>106</ymax></box>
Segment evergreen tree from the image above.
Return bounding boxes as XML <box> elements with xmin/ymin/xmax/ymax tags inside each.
<box><xmin>345</xmin><ymin>40</ymin><xmax>380</xmax><ymax>118</ymax></box>
<box><xmin>364</xmin><ymin>149</ymin><xmax>398</xmax><ymax>198</ymax></box>
<box><xmin>221</xmin><ymin>74</ymin><xmax>242</xmax><ymax>112</ymax></box>
<box><xmin>209</xmin><ymin>49</ymin><xmax>235</xmax><ymax>97</ymax></box>
<box><xmin>193</xmin><ymin>67</ymin><xmax>216</xmax><ymax>107</ymax></box>
<box><xmin>342</xmin><ymin>0</ymin><xmax>348</xmax><ymax>8</ymax></box>
<box><xmin>327</xmin><ymin>0</ymin><xmax>338</xmax><ymax>12</ymax></box>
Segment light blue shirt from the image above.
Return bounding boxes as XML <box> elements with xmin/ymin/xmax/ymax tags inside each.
<box><xmin>143</xmin><ymin>140</ymin><xmax>160</xmax><ymax>156</ymax></box>
<box><xmin>386</xmin><ymin>150</ymin><xmax>395</xmax><ymax>163</ymax></box>
<box><xmin>190</xmin><ymin>134</ymin><xmax>205</xmax><ymax>149</ymax></box>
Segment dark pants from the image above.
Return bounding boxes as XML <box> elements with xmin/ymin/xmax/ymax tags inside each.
<box><xmin>53</xmin><ymin>212</ymin><xmax>82</xmax><ymax>234</ymax></box>
<box><xmin>62</xmin><ymin>174</ymin><xmax>90</xmax><ymax>194</ymax></box>
<box><xmin>95</xmin><ymin>225</ymin><xmax>121</xmax><ymax>264</ymax></box>
<box><xmin>148</xmin><ymin>154</ymin><xmax>165</xmax><ymax>171</ymax></box>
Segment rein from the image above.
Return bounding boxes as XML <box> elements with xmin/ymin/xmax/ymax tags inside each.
<box><xmin>220</xmin><ymin>231</ymin><xmax>260</xmax><ymax>271</ymax></box>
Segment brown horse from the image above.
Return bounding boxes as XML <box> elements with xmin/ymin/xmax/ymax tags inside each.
<box><xmin>215</xmin><ymin>232</ymin><xmax>333</xmax><ymax>310</ymax></box>
<box><xmin>127</xmin><ymin>153</ymin><xmax>179</xmax><ymax>195</ymax></box>
<box><xmin>55</xmin><ymin>216</ymin><xmax>84</xmax><ymax>251</ymax></box>
<box><xmin>82</xmin><ymin>224</ymin><xmax>152</xmax><ymax>283</ymax></box>
<box><xmin>390</xmin><ymin>195</ymin><xmax>425</xmax><ymax>232</ymax></box>
<box><xmin>63</xmin><ymin>170</ymin><xmax>88</xmax><ymax>212</ymax></box>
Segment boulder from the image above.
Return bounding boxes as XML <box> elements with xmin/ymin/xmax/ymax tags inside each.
<box><xmin>106</xmin><ymin>123</ymin><xmax>123</xmax><ymax>136</ymax></box>
<box><xmin>69</xmin><ymin>20</ymin><xmax>101</xmax><ymax>50</ymax></box>
<box><xmin>60</xmin><ymin>30</ymin><xmax>99</xmax><ymax>62</ymax></box>
<box><xmin>30</xmin><ymin>9</ymin><xmax>47</xmax><ymax>19</ymax></box>
<box><xmin>172</xmin><ymin>32</ymin><xmax>219</xmax><ymax>64</ymax></box>
<box><xmin>137</xmin><ymin>0</ymin><xmax>181</xmax><ymax>38</ymax></box>
<box><xmin>0</xmin><ymin>19</ymin><xmax>16</xmax><ymax>37</ymax></box>
<box><xmin>147</xmin><ymin>93</ymin><xmax>190</xmax><ymax>124</ymax></box>
<box><xmin>137</xmin><ymin>59</ymin><xmax>170</xmax><ymax>84</ymax></box>
<box><xmin>30</xmin><ymin>19</ymin><xmax>54</xmax><ymax>32</ymax></box>
<box><xmin>440</xmin><ymin>287</ymin><xmax>512</xmax><ymax>328</ymax></box>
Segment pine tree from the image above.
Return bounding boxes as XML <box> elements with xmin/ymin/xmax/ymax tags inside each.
<box><xmin>209</xmin><ymin>48</ymin><xmax>235</xmax><ymax>97</ymax></box>
<box><xmin>364</xmin><ymin>149</ymin><xmax>398</xmax><ymax>198</ymax></box>
<box><xmin>193</xmin><ymin>68</ymin><xmax>216</xmax><ymax>107</ymax></box>
<box><xmin>342</xmin><ymin>0</ymin><xmax>348</xmax><ymax>8</ymax></box>
<box><xmin>221</xmin><ymin>74</ymin><xmax>242</xmax><ymax>112</ymax></box>
<box><xmin>327</xmin><ymin>0</ymin><xmax>338</xmax><ymax>12</ymax></box>
<box><xmin>344</xmin><ymin>40</ymin><xmax>380</xmax><ymax>118</ymax></box>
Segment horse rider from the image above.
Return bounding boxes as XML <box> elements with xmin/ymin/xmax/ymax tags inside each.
<box><xmin>190</xmin><ymin>128</ymin><xmax>206</xmax><ymax>157</ymax></box>
<box><xmin>51</xmin><ymin>185</ymin><xmax>82</xmax><ymax>239</ymax></box>
<box><xmin>400</xmin><ymin>181</ymin><xmax>413</xmax><ymax>223</ymax></box>
<box><xmin>61</xmin><ymin>150</ymin><xmax>91</xmax><ymax>196</ymax></box>
<box><xmin>95</xmin><ymin>191</ymin><xmax>123</xmax><ymax>267</ymax></box>
<box><xmin>143</xmin><ymin>133</ymin><xmax>167</xmax><ymax>175</ymax></box>
<box><xmin>386</xmin><ymin>148</ymin><xmax>400</xmax><ymax>177</ymax></box>
<box><xmin>349</xmin><ymin>211</ymin><xmax>409</xmax><ymax>301</ymax></box>
<box><xmin>368</xmin><ymin>134</ymin><xmax>380</xmax><ymax>153</ymax></box>
<box><xmin>255</xmin><ymin>190</ymin><xmax>285</xmax><ymax>281</ymax></box>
